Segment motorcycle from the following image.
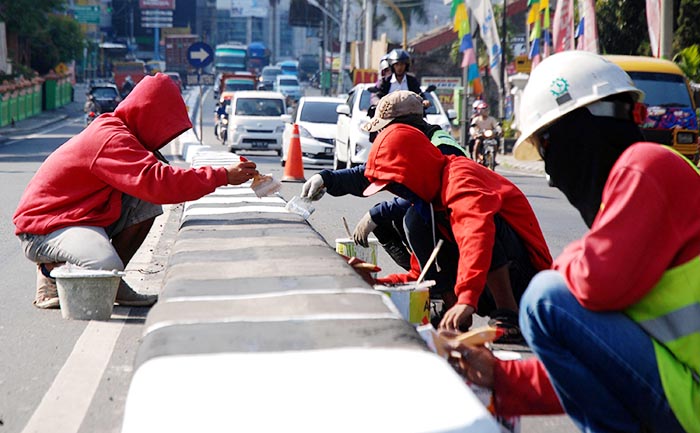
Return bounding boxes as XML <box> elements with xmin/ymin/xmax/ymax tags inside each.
<box><xmin>477</xmin><ymin>129</ymin><xmax>499</xmax><ymax>171</ymax></box>
<box><xmin>215</xmin><ymin>114</ymin><xmax>228</xmax><ymax>143</ymax></box>
<box><xmin>85</xmin><ymin>111</ymin><xmax>97</xmax><ymax>126</ymax></box>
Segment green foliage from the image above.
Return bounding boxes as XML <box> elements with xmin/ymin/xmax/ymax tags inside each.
<box><xmin>596</xmin><ymin>0</ymin><xmax>649</xmax><ymax>55</ymax></box>
<box><xmin>29</xmin><ymin>13</ymin><xmax>84</xmax><ymax>75</ymax></box>
<box><xmin>675</xmin><ymin>0</ymin><xmax>700</xmax><ymax>53</ymax></box>
<box><xmin>501</xmin><ymin>119</ymin><xmax>516</xmax><ymax>139</ymax></box>
<box><xmin>673</xmin><ymin>45</ymin><xmax>700</xmax><ymax>82</ymax></box>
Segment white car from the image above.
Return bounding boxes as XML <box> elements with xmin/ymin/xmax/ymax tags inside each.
<box><xmin>334</xmin><ymin>84</ymin><xmax>456</xmax><ymax>169</ymax></box>
<box><xmin>227</xmin><ymin>91</ymin><xmax>291</xmax><ymax>156</ymax></box>
<box><xmin>281</xmin><ymin>96</ymin><xmax>344</xmax><ymax>167</ymax></box>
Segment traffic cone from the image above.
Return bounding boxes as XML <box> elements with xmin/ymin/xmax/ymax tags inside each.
<box><xmin>282</xmin><ymin>123</ymin><xmax>306</xmax><ymax>182</ymax></box>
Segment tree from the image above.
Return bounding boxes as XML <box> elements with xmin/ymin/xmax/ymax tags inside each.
<box><xmin>675</xmin><ymin>0</ymin><xmax>700</xmax><ymax>52</ymax></box>
<box><xmin>673</xmin><ymin>44</ymin><xmax>700</xmax><ymax>82</ymax></box>
<box><xmin>30</xmin><ymin>13</ymin><xmax>84</xmax><ymax>75</ymax></box>
<box><xmin>596</xmin><ymin>0</ymin><xmax>649</xmax><ymax>55</ymax></box>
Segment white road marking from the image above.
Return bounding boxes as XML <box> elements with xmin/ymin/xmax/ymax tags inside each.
<box><xmin>20</xmin><ymin>313</ymin><xmax>127</xmax><ymax>433</ymax></box>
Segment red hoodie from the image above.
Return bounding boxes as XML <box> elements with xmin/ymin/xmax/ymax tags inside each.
<box><xmin>13</xmin><ymin>73</ymin><xmax>229</xmax><ymax>235</ymax></box>
<box><xmin>364</xmin><ymin>124</ymin><xmax>552</xmax><ymax>307</ymax></box>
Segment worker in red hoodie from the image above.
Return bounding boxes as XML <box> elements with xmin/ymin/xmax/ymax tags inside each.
<box><xmin>448</xmin><ymin>51</ymin><xmax>697</xmax><ymax>432</ymax></box>
<box><xmin>13</xmin><ymin>73</ymin><xmax>258</xmax><ymax>310</ymax></box>
<box><xmin>362</xmin><ymin>111</ymin><xmax>552</xmax><ymax>339</ymax></box>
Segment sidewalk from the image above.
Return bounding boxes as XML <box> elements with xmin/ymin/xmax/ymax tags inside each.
<box><xmin>0</xmin><ymin>82</ymin><xmax>86</xmax><ymax>145</ymax></box>
<box><xmin>499</xmin><ymin>152</ymin><xmax>545</xmax><ymax>175</ymax></box>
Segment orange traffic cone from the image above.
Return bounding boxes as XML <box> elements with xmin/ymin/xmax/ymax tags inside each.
<box><xmin>282</xmin><ymin>123</ymin><xmax>306</xmax><ymax>182</ymax></box>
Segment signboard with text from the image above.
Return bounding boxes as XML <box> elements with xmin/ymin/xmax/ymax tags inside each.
<box><xmin>421</xmin><ymin>76</ymin><xmax>462</xmax><ymax>109</ymax></box>
<box><xmin>139</xmin><ymin>0</ymin><xmax>175</xmax><ymax>9</ymax></box>
<box><xmin>72</xmin><ymin>5</ymin><xmax>100</xmax><ymax>24</ymax></box>
<box><xmin>216</xmin><ymin>0</ymin><xmax>267</xmax><ymax>18</ymax></box>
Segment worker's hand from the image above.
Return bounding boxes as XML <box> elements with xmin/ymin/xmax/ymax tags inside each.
<box><xmin>225</xmin><ymin>161</ymin><xmax>258</xmax><ymax>185</ymax></box>
<box><xmin>440</xmin><ymin>303</ymin><xmax>476</xmax><ymax>332</ymax></box>
<box><xmin>301</xmin><ymin>173</ymin><xmax>326</xmax><ymax>201</ymax></box>
<box><xmin>352</xmin><ymin>212</ymin><xmax>378</xmax><ymax>247</ymax></box>
<box><xmin>440</xmin><ymin>338</ymin><xmax>496</xmax><ymax>389</ymax></box>
<box><xmin>422</xmin><ymin>99</ymin><xmax>431</xmax><ymax>108</ymax></box>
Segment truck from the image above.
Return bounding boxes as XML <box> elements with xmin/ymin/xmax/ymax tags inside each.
<box><xmin>164</xmin><ymin>34</ymin><xmax>199</xmax><ymax>83</ymax></box>
<box><xmin>112</xmin><ymin>61</ymin><xmax>147</xmax><ymax>95</ymax></box>
<box><xmin>214</xmin><ymin>43</ymin><xmax>248</xmax><ymax>74</ymax></box>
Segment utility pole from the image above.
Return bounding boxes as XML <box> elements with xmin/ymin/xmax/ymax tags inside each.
<box><xmin>364</xmin><ymin>0</ymin><xmax>373</xmax><ymax>69</ymax></box>
<box><xmin>659</xmin><ymin>0</ymin><xmax>673</xmax><ymax>59</ymax></box>
<box><xmin>499</xmin><ymin>1</ymin><xmax>507</xmax><ymax>120</ymax></box>
<box><xmin>337</xmin><ymin>0</ymin><xmax>348</xmax><ymax>95</ymax></box>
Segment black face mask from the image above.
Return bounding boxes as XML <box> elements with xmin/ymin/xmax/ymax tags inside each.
<box><xmin>543</xmin><ymin>107</ymin><xmax>642</xmax><ymax>228</ymax></box>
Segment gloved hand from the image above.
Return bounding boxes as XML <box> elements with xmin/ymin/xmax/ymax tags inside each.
<box><xmin>300</xmin><ymin>174</ymin><xmax>326</xmax><ymax>201</ymax></box>
<box><xmin>353</xmin><ymin>212</ymin><xmax>378</xmax><ymax>247</ymax></box>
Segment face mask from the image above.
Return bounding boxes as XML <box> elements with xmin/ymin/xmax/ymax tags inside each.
<box><xmin>388</xmin><ymin>183</ymin><xmax>432</xmax><ymax>224</ymax></box>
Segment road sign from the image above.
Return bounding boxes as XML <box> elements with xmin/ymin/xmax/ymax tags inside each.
<box><xmin>73</xmin><ymin>5</ymin><xmax>100</xmax><ymax>24</ymax></box>
<box><xmin>187</xmin><ymin>42</ymin><xmax>214</xmax><ymax>69</ymax></box>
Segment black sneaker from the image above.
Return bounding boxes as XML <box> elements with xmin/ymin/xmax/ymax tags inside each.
<box><xmin>381</xmin><ymin>239</ymin><xmax>412</xmax><ymax>271</ymax></box>
<box><xmin>488</xmin><ymin>309</ymin><xmax>526</xmax><ymax>345</ymax></box>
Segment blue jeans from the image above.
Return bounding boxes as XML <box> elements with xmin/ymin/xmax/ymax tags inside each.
<box><xmin>520</xmin><ymin>270</ymin><xmax>685</xmax><ymax>433</ymax></box>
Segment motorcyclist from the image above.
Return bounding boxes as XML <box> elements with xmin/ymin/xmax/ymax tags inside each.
<box><xmin>370</xmin><ymin>55</ymin><xmax>392</xmax><ymax>105</ymax></box>
<box><xmin>374</xmin><ymin>49</ymin><xmax>430</xmax><ymax>108</ymax></box>
<box><xmin>469</xmin><ymin>102</ymin><xmax>501</xmax><ymax>164</ymax></box>
<box><xmin>84</xmin><ymin>93</ymin><xmax>100</xmax><ymax>125</ymax></box>
<box><xmin>214</xmin><ymin>99</ymin><xmax>230</xmax><ymax>141</ymax></box>
<box><xmin>121</xmin><ymin>76</ymin><xmax>135</xmax><ymax>99</ymax></box>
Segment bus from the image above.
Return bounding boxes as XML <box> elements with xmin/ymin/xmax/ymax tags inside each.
<box><xmin>214</xmin><ymin>43</ymin><xmax>248</xmax><ymax>74</ymax></box>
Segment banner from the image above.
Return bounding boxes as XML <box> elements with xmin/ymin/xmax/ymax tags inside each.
<box><xmin>552</xmin><ymin>0</ymin><xmax>574</xmax><ymax>52</ymax></box>
<box><xmin>646</xmin><ymin>0</ymin><xmax>661</xmax><ymax>57</ymax></box>
<box><xmin>576</xmin><ymin>0</ymin><xmax>598</xmax><ymax>53</ymax></box>
<box><xmin>466</xmin><ymin>0</ymin><xmax>502</xmax><ymax>89</ymax></box>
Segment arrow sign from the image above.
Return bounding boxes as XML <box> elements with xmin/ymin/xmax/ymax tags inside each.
<box><xmin>187</xmin><ymin>42</ymin><xmax>214</xmax><ymax>69</ymax></box>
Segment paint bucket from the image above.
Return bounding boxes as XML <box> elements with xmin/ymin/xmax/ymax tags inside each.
<box><xmin>375</xmin><ymin>280</ymin><xmax>434</xmax><ymax>326</ymax></box>
<box><xmin>335</xmin><ymin>237</ymin><xmax>379</xmax><ymax>267</ymax></box>
<box><xmin>51</xmin><ymin>266</ymin><xmax>125</xmax><ymax>321</ymax></box>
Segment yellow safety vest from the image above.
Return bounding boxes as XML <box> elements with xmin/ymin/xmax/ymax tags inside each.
<box><xmin>625</xmin><ymin>147</ymin><xmax>700</xmax><ymax>432</ymax></box>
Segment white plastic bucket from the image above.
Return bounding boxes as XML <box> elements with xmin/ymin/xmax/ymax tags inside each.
<box><xmin>51</xmin><ymin>266</ymin><xmax>125</xmax><ymax>321</ymax></box>
<box><xmin>375</xmin><ymin>280</ymin><xmax>434</xmax><ymax>326</ymax></box>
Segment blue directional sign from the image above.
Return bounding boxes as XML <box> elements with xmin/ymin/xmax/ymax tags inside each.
<box><xmin>187</xmin><ymin>42</ymin><xmax>214</xmax><ymax>69</ymax></box>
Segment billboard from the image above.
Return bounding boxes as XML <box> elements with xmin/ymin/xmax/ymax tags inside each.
<box><xmin>216</xmin><ymin>0</ymin><xmax>267</xmax><ymax>18</ymax></box>
<box><xmin>139</xmin><ymin>0</ymin><xmax>175</xmax><ymax>9</ymax></box>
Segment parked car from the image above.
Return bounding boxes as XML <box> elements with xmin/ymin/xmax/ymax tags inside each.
<box><xmin>227</xmin><ymin>91</ymin><xmax>291</xmax><ymax>156</ymax></box>
<box><xmin>281</xmin><ymin>96</ymin><xmax>344</xmax><ymax>167</ymax></box>
<box><xmin>257</xmin><ymin>66</ymin><xmax>283</xmax><ymax>90</ymax></box>
<box><xmin>87</xmin><ymin>82</ymin><xmax>121</xmax><ymax>113</ymax></box>
<box><xmin>164</xmin><ymin>71</ymin><xmax>183</xmax><ymax>92</ymax></box>
<box><xmin>273</xmin><ymin>75</ymin><xmax>302</xmax><ymax>103</ymax></box>
<box><xmin>334</xmin><ymin>84</ymin><xmax>456</xmax><ymax>169</ymax></box>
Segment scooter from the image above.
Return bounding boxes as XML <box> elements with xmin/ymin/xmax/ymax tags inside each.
<box><xmin>215</xmin><ymin>114</ymin><xmax>228</xmax><ymax>143</ymax></box>
<box><xmin>477</xmin><ymin>129</ymin><xmax>499</xmax><ymax>171</ymax></box>
<box><xmin>85</xmin><ymin>111</ymin><xmax>97</xmax><ymax>126</ymax></box>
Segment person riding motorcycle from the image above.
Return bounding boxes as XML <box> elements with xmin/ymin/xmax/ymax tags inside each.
<box><xmin>214</xmin><ymin>99</ymin><xmax>230</xmax><ymax>142</ymax></box>
<box><xmin>83</xmin><ymin>94</ymin><xmax>100</xmax><ymax>126</ymax></box>
<box><xmin>469</xmin><ymin>102</ymin><xmax>501</xmax><ymax>164</ymax></box>
<box><xmin>373</xmin><ymin>49</ymin><xmax>430</xmax><ymax>108</ymax></box>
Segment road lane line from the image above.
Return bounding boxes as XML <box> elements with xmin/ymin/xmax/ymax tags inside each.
<box><xmin>21</xmin><ymin>315</ymin><xmax>127</xmax><ymax>433</ymax></box>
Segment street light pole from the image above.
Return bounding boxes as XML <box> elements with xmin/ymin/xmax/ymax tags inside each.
<box><xmin>307</xmin><ymin>0</ymin><xmax>342</xmax><ymax>94</ymax></box>
<box><xmin>337</xmin><ymin>0</ymin><xmax>349</xmax><ymax>94</ymax></box>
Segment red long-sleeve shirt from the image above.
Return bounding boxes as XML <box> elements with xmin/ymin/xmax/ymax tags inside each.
<box><xmin>14</xmin><ymin>73</ymin><xmax>228</xmax><ymax>235</ymax></box>
<box><xmin>493</xmin><ymin>143</ymin><xmax>700</xmax><ymax>415</ymax></box>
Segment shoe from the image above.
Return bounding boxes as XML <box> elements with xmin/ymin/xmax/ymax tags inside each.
<box><xmin>488</xmin><ymin>309</ymin><xmax>526</xmax><ymax>345</ymax></box>
<box><xmin>34</xmin><ymin>264</ymin><xmax>60</xmax><ymax>309</ymax></box>
<box><xmin>381</xmin><ymin>238</ymin><xmax>412</xmax><ymax>271</ymax></box>
<box><xmin>115</xmin><ymin>280</ymin><xmax>158</xmax><ymax>307</ymax></box>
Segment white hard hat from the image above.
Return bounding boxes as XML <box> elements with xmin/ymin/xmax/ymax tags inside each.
<box><xmin>379</xmin><ymin>59</ymin><xmax>390</xmax><ymax>73</ymax></box>
<box><xmin>513</xmin><ymin>51</ymin><xmax>644</xmax><ymax>161</ymax></box>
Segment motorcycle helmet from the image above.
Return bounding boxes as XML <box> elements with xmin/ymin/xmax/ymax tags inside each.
<box><xmin>513</xmin><ymin>51</ymin><xmax>643</xmax><ymax>161</ymax></box>
<box><xmin>387</xmin><ymin>49</ymin><xmax>411</xmax><ymax>71</ymax></box>
<box><xmin>379</xmin><ymin>59</ymin><xmax>390</xmax><ymax>76</ymax></box>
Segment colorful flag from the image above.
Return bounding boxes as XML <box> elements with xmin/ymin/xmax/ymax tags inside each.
<box><xmin>646</xmin><ymin>0</ymin><xmax>661</xmax><ymax>57</ymax></box>
<box><xmin>527</xmin><ymin>0</ymin><xmax>542</xmax><ymax>68</ymax></box>
<box><xmin>552</xmin><ymin>0</ymin><xmax>574</xmax><ymax>52</ymax></box>
<box><xmin>466</xmin><ymin>0</ymin><xmax>502</xmax><ymax>89</ymax></box>
<box><xmin>576</xmin><ymin>0</ymin><xmax>598</xmax><ymax>53</ymax></box>
<box><xmin>451</xmin><ymin>1</ymin><xmax>482</xmax><ymax>94</ymax></box>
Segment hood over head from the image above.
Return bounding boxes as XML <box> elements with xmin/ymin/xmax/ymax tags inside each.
<box><xmin>363</xmin><ymin>123</ymin><xmax>445</xmax><ymax>202</ymax></box>
<box><xmin>113</xmin><ymin>73</ymin><xmax>192</xmax><ymax>151</ymax></box>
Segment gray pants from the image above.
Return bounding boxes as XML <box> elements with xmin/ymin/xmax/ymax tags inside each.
<box><xmin>18</xmin><ymin>195</ymin><xmax>163</xmax><ymax>271</ymax></box>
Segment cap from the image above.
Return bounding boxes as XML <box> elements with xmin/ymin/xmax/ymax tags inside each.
<box><xmin>362</xmin><ymin>90</ymin><xmax>424</xmax><ymax>133</ymax></box>
<box><xmin>362</xmin><ymin>179</ymin><xmax>391</xmax><ymax>196</ymax></box>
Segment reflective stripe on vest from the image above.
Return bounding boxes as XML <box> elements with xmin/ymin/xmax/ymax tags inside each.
<box><xmin>430</xmin><ymin>130</ymin><xmax>467</xmax><ymax>157</ymax></box>
<box><xmin>625</xmin><ymin>253</ymin><xmax>700</xmax><ymax>432</ymax></box>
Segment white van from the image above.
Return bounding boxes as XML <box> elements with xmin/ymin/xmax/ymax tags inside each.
<box><xmin>227</xmin><ymin>91</ymin><xmax>291</xmax><ymax>156</ymax></box>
